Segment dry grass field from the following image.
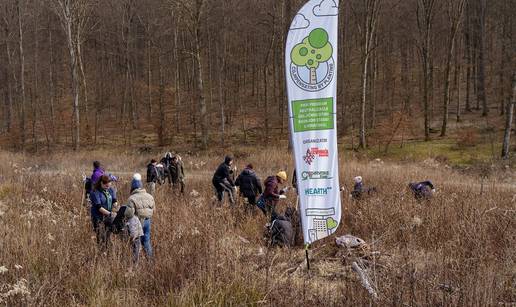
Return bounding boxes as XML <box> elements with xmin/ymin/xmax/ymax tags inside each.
<box><xmin>0</xmin><ymin>148</ymin><xmax>514</xmax><ymax>306</ymax></box>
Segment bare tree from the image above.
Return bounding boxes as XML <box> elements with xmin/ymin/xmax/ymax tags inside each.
<box><xmin>352</xmin><ymin>0</ymin><xmax>382</xmax><ymax>149</ymax></box>
<box><xmin>440</xmin><ymin>0</ymin><xmax>465</xmax><ymax>137</ymax></box>
<box><xmin>16</xmin><ymin>0</ymin><xmax>26</xmax><ymax>148</ymax></box>
<box><xmin>502</xmin><ymin>73</ymin><xmax>515</xmax><ymax>159</ymax></box>
<box><xmin>51</xmin><ymin>0</ymin><xmax>84</xmax><ymax>150</ymax></box>
<box><xmin>415</xmin><ymin>0</ymin><xmax>436</xmax><ymax>141</ymax></box>
<box><xmin>474</xmin><ymin>0</ymin><xmax>488</xmax><ymax>117</ymax></box>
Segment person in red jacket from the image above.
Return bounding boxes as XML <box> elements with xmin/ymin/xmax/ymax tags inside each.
<box><xmin>262</xmin><ymin>171</ymin><xmax>289</xmax><ymax>217</ymax></box>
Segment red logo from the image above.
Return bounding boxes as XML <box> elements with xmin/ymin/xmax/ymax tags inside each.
<box><xmin>303</xmin><ymin>147</ymin><xmax>329</xmax><ymax>165</ymax></box>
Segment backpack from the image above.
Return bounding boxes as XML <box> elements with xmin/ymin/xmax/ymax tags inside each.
<box><xmin>111</xmin><ymin>206</ymin><xmax>127</xmax><ymax>234</ymax></box>
<box><xmin>84</xmin><ymin>177</ymin><xmax>93</xmax><ymax>195</ymax></box>
<box><xmin>256</xmin><ymin>194</ymin><xmax>266</xmax><ymax>212</ymax></box>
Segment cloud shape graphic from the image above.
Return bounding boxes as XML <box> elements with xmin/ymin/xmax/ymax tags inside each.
<box><xmin>290</xmin><ymin>13</ymin><xmax>310</xmax><ymax>30</ymax></box>
<box><xmin>313</xmin><ymin>0</ymin><xmax>339</xmax><ymax>17</ymax></box>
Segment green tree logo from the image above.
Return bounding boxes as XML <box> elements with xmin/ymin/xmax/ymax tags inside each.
<box><xmin>291</xmin><ymin>28</ymin><xmax>333</xmax><ymax>85</ymax></box>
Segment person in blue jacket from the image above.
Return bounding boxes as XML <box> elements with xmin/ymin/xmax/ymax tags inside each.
<box><xmin>90</xmin><ymin>175</ymin><xmax>118</xmax><ymax>250</ymax></box>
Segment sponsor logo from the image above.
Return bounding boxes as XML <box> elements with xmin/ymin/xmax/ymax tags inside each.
<box><xmin>303</xmin><ymin>138</ymin><xmax>328</xmax><ymax>145</ymax></box>
<box><xmin>304</xmin><ymin>187</ymin><xmax>332</xmax><ymax>196</ymax></box>
<box><xmin>301</xmin><ymin>170</ymin><xmax>332</xmax><ymax>181</ymax></box>
<box><xmin>303</xmin><ymin>147</ymin><xmax>329</xmax><ymax>165</ymax></box>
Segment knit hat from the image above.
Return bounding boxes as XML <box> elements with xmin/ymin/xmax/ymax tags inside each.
<box><xmin>276</xmin><ymin>171</ymin><xmax>287</xmax><ymax>181</ymax></box>
<box><xmin>354</xmin><ymin>176</ymin><xmax>363</xmax><ymax>184</ymax></box>
<box><xmin>131</xmin><ymin>173</ymin><xmax>143</xmax><ymax>191</ymax></box>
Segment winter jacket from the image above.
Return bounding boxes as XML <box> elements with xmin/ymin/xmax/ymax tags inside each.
<box><xmin>169</xmin><ymin>161</ymin><xmax>183</xmax><ymax>182</ymax></box>
<box><xmin>161</xmin><ymin>156</ymin><xmax>173</xmax><ymax>169</ymax></box>
<box><xmin>90</xmin><ymin>187</ymin><xmax>117</xmax><ymax>221</ymax></box>
<box><xmin>410</xmin><ymin>181</ymin><xmax>435</xmax><ymax>200</ymax></box>
<box><xmin>127</xmin><ymin>188</ymin><xmax>155</xmax><ymax>222</ymax></box>
<box><xmin>127</xmin><ymin>216</ymin><xmax>143</xmax><ymax>241</ymax></box>
<box><xmin>212</xmin><ymin>162</ymin><xmax>234</xmax><ymax>186</ymax></box>
<box><xmin>146</xmin><ymin>163</ymin><xmax>159</xmax><ymax>183</ymax></box>
<box><xmin>235</xmin><ymin>168</ymin><xmax>262</xmax><ymax>197</ymax></box>
<box><xmin>263</xmin><ymin>176</ymin><xmax>285</xmax><ymax>208</ymax></box>
<box><xmin>91</xmin><ymin>167</ymin><xmax>105</xmax><ymax>185</ymax></box>
<box><xmin>270</xmin><ymin>212</ymin><xmax>294</xmax><ymax>247</ymax></box>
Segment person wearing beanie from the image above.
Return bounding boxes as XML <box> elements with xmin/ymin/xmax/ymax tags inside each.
<box><xmin>261</xmin><ymin>170</ymin><xmax>289</xmax><ymax>217</ymax></box>
<box><xmin>212</xmin><ymin>155</ymin><xmax>236</xmax><ymax>205</ymax></box>
<box><xmin>126</xmin><ymin>173</ymin><xmax>155</xmax><ymax>259</ymax></box>
<box><xmin>351</xmin><ymin>176</ymin><xmax>376</xmax><ymax>200</ymax></box>
<box><xmin>131</xmin><ymin>173</ymin><xmax>143</xmax><ymax>192</ymax></box>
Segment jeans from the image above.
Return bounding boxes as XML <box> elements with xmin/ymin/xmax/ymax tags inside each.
<box><xmin>141</xmin><ymin>218</ymin><xmax>153</xmax><ymax>258</ymax></box>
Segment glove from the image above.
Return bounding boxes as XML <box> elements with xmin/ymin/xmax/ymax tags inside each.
<box><xmin>431</xmin><ymin>189</ymin><xmax>436</xmax><ymax>193</ymax></box>
<box><xmin>279</xmin><ymin>195</ymin><xmax>287</xmax><ymax>200</ymax></box>
<box><xmin>281</xmin><ymin>187</ymin><xmax>290</xmax><ymax>193</ymax></box>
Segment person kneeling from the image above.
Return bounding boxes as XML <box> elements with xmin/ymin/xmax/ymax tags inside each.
<box><xmin>269</xmin><ymin>207</ymin><xmax>295</xmax><ymax>248</ymax></box>
<box><xmin>409</xmin><ymin>180</ymin><xmax>436</xmax><ymax>200</ymax></box>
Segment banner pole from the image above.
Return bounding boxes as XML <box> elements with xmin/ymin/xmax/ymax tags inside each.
<box><xmin>305</xmin><ymin>244</ymin><xmax>310</xmax><ymax>271</ymax></box>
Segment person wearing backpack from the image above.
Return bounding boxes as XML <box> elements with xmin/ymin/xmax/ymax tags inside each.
<box><xmin>90</xmin><ymin>175</ymin><xmax>118</xmax><ymax>250</ymax></box>
<box><xmin>212</xmin><ymin>156</ymin><xmax>236</xmax><ymax>205</ymax></box>
<box><xmin>127</xmin><ymin>173</ymin><xmax>155</xmax><ymax>259</ymax></box>
<box><xmin>235</xmin><ymin>164</ymin><xmax>262</xmax><ymax>207</ymax></box>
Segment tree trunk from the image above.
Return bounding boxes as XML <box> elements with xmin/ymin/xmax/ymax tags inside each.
<box><xmin>157</xmin><ymin>54</ymin><xmax>165</xmax><ymax>146</ymax></box>
<box><xmin>195</xmin><ymin>29</ymin><xmax>208</xmax><ymax>149</ymax></box>
<box><xmin>455</xmin><ymin>36</ymin><xmax>462</xmax><ymax>123</ymax></box>
<box><xmin>309</xmin><ymin>67</ymin><xmax>317</xmax><ymax>84</ymax></box>
<box><xmin>501</xmin><ymin>73</ymin><xmax>515</xmax><ymax>159</ymax></box>
<box><xmin>147</xmin><ymin>38</ymin><xmax>153</xmax><ymax>119</ymax></box>
<box><xmin>441</xmin><ymin>2</ymin><xmax>464</xmax><ymax>136</ymax></box>
<box><xmin>359</xmin><ymin>53</ymin><xmax>368</xmax><ymax>149</ymax></box>
<box><xmin>48</xmin><ymin>19</ymin><xmax>56</xmax><ymax>141</ymax></box>
<box><xmin>174</xmin><ymin>27</ymin><xmax>181</xmax><ymax>134</ymax></box>
<box><xmin>464</xmin><ymin>4</ymin><xmax>472</xmax><ymax>113</ymax></box>
<box><xmin>17</xmin><ymin>0</ymin><xmax>26</xmax><ymax>148</ymax></box>
<box><xmin>477</xmin><ymin>0</ymin><xmax>488</xmax><ymax>117</ymax></box>
<box><xmin>3</xmin><ymin>20</ymin><xmax>13</xmax><ymax>133</ymax></box>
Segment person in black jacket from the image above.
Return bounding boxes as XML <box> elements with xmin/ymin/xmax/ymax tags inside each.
<box><xmin>146</xmin><ymin>159</ymin><xmax>159</xmax><ymax>195</ymax></box>
<box><xmin>212</xmin><ymin>156</ymin><xmax>236</xmax><ymax>204</ymax></box>
<box><xmin>235</xmin><ymin>164</ymin><xmax>263</xmax><ymax>206</ymax></box>
<box><xmin>160</xmin><ymin>152</ymin><xmax>174</xmax><ymax>185</ymax></box>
